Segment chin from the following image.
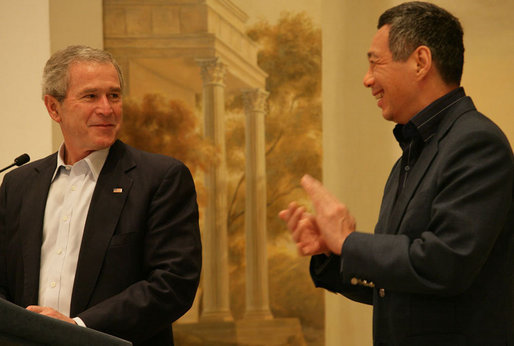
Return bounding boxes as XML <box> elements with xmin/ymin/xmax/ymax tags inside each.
<box><xmin>381</xmin><ymin>112</ymin><xmax>395</xmax><ymax>122</ymax></box>
<box><xmin>93</xmin><ymin>137</ymin><xmax>117</xmax><ymax>149</ymax></box>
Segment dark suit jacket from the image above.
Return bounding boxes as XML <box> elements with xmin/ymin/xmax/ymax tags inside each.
<box><xmin>311</xmin><ymin>96</ymin><xmax>514</xmax><ymax>345</ymax></box>
<box><xmin>0</xmin><ymin>140</ymin><xmax>202</xmax><ymax>345</ymax></box>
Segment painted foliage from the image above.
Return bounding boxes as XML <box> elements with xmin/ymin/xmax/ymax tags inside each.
<box><xmin>113</xmin><ymin>1</ymin><xmax>323</xmax><ymax>344</ymax></box>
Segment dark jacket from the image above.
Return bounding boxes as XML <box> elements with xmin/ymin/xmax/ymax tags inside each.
<box><xmin>0</xmin><ymin>140</ymin><xmax>202</xmax><ymax>345</ymax></box>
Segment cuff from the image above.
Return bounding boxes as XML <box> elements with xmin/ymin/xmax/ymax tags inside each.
<box><xmin>73</xmin><ymin>317</ymin><xmax>86</xmax><ymax>327</ymax></box>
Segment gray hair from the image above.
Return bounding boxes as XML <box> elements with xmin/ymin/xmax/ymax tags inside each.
<box><xmin>42</xmin><ymin>45</ymin><xmax>124</xmax><ymax>101</ymax></box>
<box><xmin>378</xmin><ymin>1</ymin><xmax>464</xmax><ymax>85</ymax></box>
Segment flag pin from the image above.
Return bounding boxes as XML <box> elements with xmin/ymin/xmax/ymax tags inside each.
<box><xmin>113</xmin><ymin>187</ymin><xmax>123</xmax><ymax>193</ymax></box>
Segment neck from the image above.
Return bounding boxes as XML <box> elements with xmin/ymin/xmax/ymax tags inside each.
<box><xmin>62</xmin><ymin>145</ymin><xmax>94</xmax><ymax>165</ymax></box>
<box><xmin>404</xmin><ymin>77</ymin><xmax>459</xmax><ymax>124</ymax></box>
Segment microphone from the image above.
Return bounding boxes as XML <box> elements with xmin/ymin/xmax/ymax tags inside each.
<box><xmin>0</xmin><ymin>153</ymin><xmax>31</xmax><ymax>173</ymax></box>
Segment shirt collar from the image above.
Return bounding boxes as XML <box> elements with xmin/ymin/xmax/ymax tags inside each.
<box><xmin>51</xmin><ymin>144</ymin><xmax>110</xmax><ymax>182</ymax></box>
<box><xmin>394</xmin><ymin>87</ymin><xmax>466</xmax><ymax>147</ymax></box>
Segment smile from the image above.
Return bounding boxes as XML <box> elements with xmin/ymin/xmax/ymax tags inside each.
<box><xmin>90</xmin><ymin>124</ymin><xmax>115</xmax><ymax>127</ymax></box>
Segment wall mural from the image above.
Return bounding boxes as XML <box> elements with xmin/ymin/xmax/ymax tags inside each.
<box><xmin>104</xmin><ymin>1</ymin><xmax>322</xmax><ymax>344</ymax></box>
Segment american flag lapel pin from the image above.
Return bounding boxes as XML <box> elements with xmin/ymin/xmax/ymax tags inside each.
<box><xmin>113</xmin><ymin>187</ymin><xmax>123</xmax><ymax>193</ymax></box>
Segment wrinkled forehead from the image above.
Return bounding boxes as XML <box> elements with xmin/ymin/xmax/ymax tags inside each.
<box><xmin>367</xmin><ymin>25</ymin><xmax>391</xmax><ymax>58</ymax></box>
<box><xmin>66</xmin><ymin>61</ymin><xmax>122</xmax><ymax>92</ymax></box>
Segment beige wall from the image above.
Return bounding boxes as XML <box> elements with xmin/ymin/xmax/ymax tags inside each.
<box><xmin>0</xmin><ymin>0</ymin><xmax>103</xmax><ymax>183</ymax></box>
<box><xmin>0</xmin><ymin>0</ymin><xmax>52</xmax><ymax>182</ymax></box>
<box><xmin>48</xmin><ymin>0</ymin><xmax>104</xmax><ymax>151</ymax></box>
<box><xmin>322</xmin><ymin>1</ymin><xmax>514</xmax><ymax>345</ymax></box>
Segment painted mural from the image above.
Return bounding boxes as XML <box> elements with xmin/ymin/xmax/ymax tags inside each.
<box><xmin>104</xmin><ymin>1</ymin><xmax>323</xmax><ymax>344</ymax></box>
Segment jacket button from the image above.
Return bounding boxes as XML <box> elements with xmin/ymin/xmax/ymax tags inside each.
<box><xmin>351</xmin><ymin>277</ymin><xmax>358</xmax><ymax>285</ymax></box>
<box><xmin>379</xmin><ymin>288</ymin><xmax>386</xmax><ymax>298</ymax></box>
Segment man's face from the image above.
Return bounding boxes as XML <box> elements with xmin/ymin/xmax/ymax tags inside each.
<box><xmin>47</xmin><ymin>61</ymin><xmax>122</xmax><ymax>161</ymax></box>
<box><xmin>363</xmin><ymin>25</ymin><xmax>418</xmax><ymax>124</ymax></box>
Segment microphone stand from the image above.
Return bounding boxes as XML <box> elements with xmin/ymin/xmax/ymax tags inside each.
<box><xmin>0</xmin><ymin>154</ymin><xmax>30</xmax><ymax>173</ymax></box>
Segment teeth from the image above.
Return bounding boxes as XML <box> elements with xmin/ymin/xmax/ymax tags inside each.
<box><xmin>375</xmin><ymin>92</ymin><xmax>384</xmax><ymax>100</ymax></box>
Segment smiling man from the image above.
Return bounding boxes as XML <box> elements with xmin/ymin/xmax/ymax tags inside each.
<box><xmin>44</xmin><ymin>60</ymin><xmax>123</xmax><ymax>164</ymax></box>
<box><xmin>280</xmin><ymin>2</ymin><xmax>513</xmax><ymax>345</ymax></box>
<box><xmin>0</xmin><ymin>45</ymin><xmax>202</xmax><ymax>345</ymax></box>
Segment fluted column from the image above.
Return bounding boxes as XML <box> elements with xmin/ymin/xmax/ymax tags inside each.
<box><xmin>198</xmin><ymin>57</ymin><xmax>232</xmax><ymax>321</ymax></box>
<box><xmin>242</xmin><ymin>88</ymin><xmax>273</xmax><ymax>320</ymax></box>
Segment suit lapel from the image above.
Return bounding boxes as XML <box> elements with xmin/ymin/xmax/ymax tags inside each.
<box><xmin>375</xmin><ymin>159</ymin><xmax>400</xmax><ymax>234</ymax></box>
<box><xmin>386</xmin><ymin>140</ymin><xmax>438</xmax><ymax>234</ymax></box>
<box><xmin>385</xmin><ymin>96</ymin><xmax>476</xmax><ymax>235</ymax></box>
<box><xmin>19</xmin><ymin>155</ymin><xmax>56</xmax><ymax>306</ymax></box>
<box><xmin>70</xmin><ymin>141</ymin><xmax>134</xmax><ymax>315</ymax></box>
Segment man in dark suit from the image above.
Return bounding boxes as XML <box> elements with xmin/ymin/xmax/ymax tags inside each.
<box><xmin>0</xmin><ymin>45</ymin><xmax>202</xmax><ymax>345</ymax></box>
<box><xmin>280</xmin><ymin>2</ymin><xmax>513</xmax><ymax>345</ymax></box>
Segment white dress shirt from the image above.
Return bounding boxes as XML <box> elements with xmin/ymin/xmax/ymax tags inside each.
<box><xmin>38</xmin><ymin>145</ymin><xmax>109</xmax><ymax>324</ymax></box>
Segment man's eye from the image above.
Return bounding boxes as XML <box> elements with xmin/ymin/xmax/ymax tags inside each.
<box><xmin>84</xmin><ymin>94</ymin><xmax>96</xmax><ymax>99</ymax></box>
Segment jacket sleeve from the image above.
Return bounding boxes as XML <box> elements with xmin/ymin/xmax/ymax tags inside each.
<box><xmin>310</xmin><ymin>254</ymin><xmax>373</xmax><ymax>305</ymax></box>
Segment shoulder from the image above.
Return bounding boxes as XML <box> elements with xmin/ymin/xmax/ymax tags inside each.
<box><xmin>435</xmin><ymin>103</ymin><xmax>514</xmax><ymax>184</ymax></box>
<box><xmin>440</xmin><ymin>98</ymin><xmax>512</xmax><ymax>153</ymax></box>
<box><xmin>113</xmin><ymin>140</ymin><xmax>192</xmax><ymax>178</ymax></box>
<box><xmin>2</xmin><ymin>153</ymin><xmax>56</xmax><ymax>184</ymax></box>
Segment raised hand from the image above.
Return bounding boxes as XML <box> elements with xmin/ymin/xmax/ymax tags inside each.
<box><xmin>279</xmin><ymin>202</ymin><xmax>330</xmax><ymax>256</ymax></box>
<box><xmin>300</xmin><ymin>175</ymin><xmax>356</xmax><ymax>255</ymax></box>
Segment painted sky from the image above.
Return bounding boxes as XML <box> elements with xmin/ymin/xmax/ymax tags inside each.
<box><xmin>233</xmin><ymin>0</ymin><xmax>321</xmax><ymax>26</ymax></box>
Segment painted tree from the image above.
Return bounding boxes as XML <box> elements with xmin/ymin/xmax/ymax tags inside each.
<box><xmin>119</xmin><ymin>94</ymin><xmax>217</xmax><ymax>203</ymax></box>
<box><xmin>226</xmin><ymin>12</ymin><xmax>324</xmax><ymax>345</ymax></box>
<box><xmin>227</xmin><ymin>11</ymin><xmax>322</xmax><ymax>238</ymax></box>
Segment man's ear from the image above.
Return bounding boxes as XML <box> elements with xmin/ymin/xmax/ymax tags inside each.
<box><xmin>413</xmin><ymin>45</ymin><xmax>432</xmax><ymax>79</ymax></box>
<box><xmin>44</xmin><ymin>95</ymin><xmax>62</xmax><ymax>123</ymax></box>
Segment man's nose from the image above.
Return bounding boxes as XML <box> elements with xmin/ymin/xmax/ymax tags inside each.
<box><xmin>97</xmin><ymin>95</ymin><xmax>114</xmax><ymax>115</ymax></box>
<box><xmin>363</xmin><ymin>69</ymin><xmax>374</xmax><ymax>88</ymax></box>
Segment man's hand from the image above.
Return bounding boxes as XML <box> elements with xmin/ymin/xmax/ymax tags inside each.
<box><xmin>26</xmin><ymin>305</ymin><xmax>77</xmax><ymax>324</ymax></box>
<box><xmin>279</xmin><ymin>202</ymin><xmax>330</xmax><ymax>256</ymax></box>
<box><xmin>301</xmin><ymin>174</ymin><xmax>356</xmax><ymax>255</ymax></box>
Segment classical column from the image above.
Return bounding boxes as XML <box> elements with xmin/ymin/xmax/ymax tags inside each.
<box><xmin>197</xmin><ymin>57</ymin><xmax>232</xmax><ymax>321</ymax></box>
<box><xmin>242</xmin><ymin>88</ymin><xmax>273</xmax><ymax>320</ymax></box>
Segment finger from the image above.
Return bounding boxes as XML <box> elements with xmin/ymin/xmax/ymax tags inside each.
<box><xmin>278</xmin><ymin>202</ymin><xmax>299</xmax><ymax>222</ymax></box>
<box><xmin>278</xmin><ymin>209</ymin><xmax>288</xmax><ymax>221</ymax></box>
<box><xmin>291</xmin><ymin>227</ymin><xmax>301</xmax><ymax>243</ymax></box>
<box><xmin>292</xmin><ymin>213</ymin><xmax>318</xmax><ymax>243</ymax></box>
<box><xmin>291</xmin><ymin>216</ymin><xmax>310</xmax><ymax>242</ymax></box>
<box><xmin>287</xmin><ymin>205</ymin><xmax>305</xmax><ymax>233</ymax></box>
<box><xmin>296</xmin><ymin>243</ymin><xmax>308</xmax><ymax>256</ymax></box>
<box><xmin>297</xmin><ymin>240</ymin><xmax>320</xmax><ymax>257</ymax></box>
<box><xmin>26</xmin><ymin>305</ymin><xmax>43</xmax><ymax>313</ymax></box>
<box><xmin>301</xmin><ymin>175</ymin><xmax>336</xmax><ymax>210</ymax></box>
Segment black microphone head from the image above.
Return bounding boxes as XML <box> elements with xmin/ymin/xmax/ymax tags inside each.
<box><xmin>14</xmin><ymin>153</ymin><xmax>30</xmax><ymax>166</ymax></box>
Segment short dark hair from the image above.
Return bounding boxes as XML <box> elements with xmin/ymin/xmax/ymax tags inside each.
<box><xmin>378</xmin><ymin>1</ymin><xmax>464</xmax><ymax>85</ymax></box>
<box><xmin>42</xmin><ymin>45</ymin><xmax>124</xmax><ymax>102</ymax></box>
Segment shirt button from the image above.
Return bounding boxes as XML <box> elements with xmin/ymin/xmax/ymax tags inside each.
<box><xmin>57</xmin><ymin>249</ymin><xmax>63</xmax><ymax>255</ymax></box>
<box><xmin>404</xmin><ymin>165</ymin><xmax>410</xmax><ymax>171</ymax></box>
<box><xmin>50</xmin><ymin>281</ymin><xmax>57</xmax><ymax>288</ymax></box>
<box><xmin>71</xmin><ymin>186</ymin><xmax>77</xmax><ymax>191</ymax></box>
<box><xmin>379</xmin><ymin>288</ymin><xmax>386</xmax><ymax>298</ymax></box>
<box><xmin>63</xmin><ymin>216</ymin><xmax>69</xmax><ymax>222</ymax></box>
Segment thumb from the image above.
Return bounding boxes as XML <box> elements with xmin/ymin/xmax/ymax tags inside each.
<box><xmin>301</xmin><ymin>174</ymin><xmax>338</xmax><ymax>212</ymax></box>
<box><xmin>300</xmin><ymin>174</ymin><xmax>323</xmax><ymax>201</ymax></box>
